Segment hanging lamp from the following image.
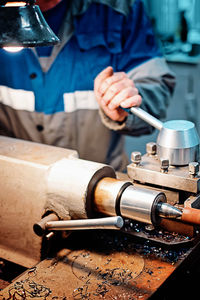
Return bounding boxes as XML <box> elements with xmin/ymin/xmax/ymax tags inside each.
<box><xmin>0</xmin><ymin>0</ymin><xmax>60</xmax><ymax>47</ymax></box>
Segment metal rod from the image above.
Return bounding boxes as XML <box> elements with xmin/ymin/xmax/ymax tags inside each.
<box><xmin>129</xmin><ymin>107</ymin><xmax>163</xmax><ymax>131</ymax></box>
<box><xmin>45</xmin><ymin>216</ymin><xmax>124</xmax><ymax>231</ymax></box>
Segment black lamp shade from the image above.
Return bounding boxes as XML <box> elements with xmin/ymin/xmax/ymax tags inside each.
<box><xmin>0</xmin><ymin>5</ymin><xmax>60</xmax><ymax>47</ymax></box>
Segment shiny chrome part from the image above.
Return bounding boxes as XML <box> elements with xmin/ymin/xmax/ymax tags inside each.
<box><xmin>129</xmin><ymin>106</ymin><xmax>163</xmax><ymax>130</ymax></box>
<box><xmin>128</xmin><ymin>106</ymin><xmax>200</xmax><ymax>166</ymax></box>
<box><xmin>157</xmin><ymin>120</ymin><xmax>200</xmax><ymax>166</ymax></box>
<box><xmin>120</xmin><ymin>185</ymin><xmax>166</xmax><ymax>225</ymax></box>
<box><xmin>157</xmin><ymin>202</ymin><xmax>182</xmax><ymax>219</ymax></box>
<box><xmin>94</xmin><ymin>177</ymin><xmax>179</xmax><ymax>225</ymax></box>
<box><xmin>45</xmin><ymin>216</ymin><xmax>124</xmax><ymax>231</ymax></box>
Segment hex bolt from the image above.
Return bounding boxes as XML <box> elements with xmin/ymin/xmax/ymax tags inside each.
<box><xmin>131</xmin><ymin>151</ymin><xmax>141</xmax><ymax>166</ymax></box>
<box><xmin>160</xmin><ymin>158</ymin><xmax>169</xmax><ymax>173</ymax></box>
<box><xmin>146</xmin><ymin>142</ymin><xmax>157</xmax><ymax>156</ymax></box>
<box><xmin>189</xmin><ymin>162</ymin><xmax>199</xmax><ymax>177</ymax></box>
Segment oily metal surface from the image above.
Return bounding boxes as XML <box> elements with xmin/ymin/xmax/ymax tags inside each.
<box><xmin>0</xmin><ymin>279</ymin><xmax>9</xmax><ymax>291</ymax></box>
<box><xmin>0</xmin><ymin>249</ymin><xmax>175</xmax><ymax>300</ymax></box>
<box><xmin>0</xmin><ymin>229</ymin><xmax>179</xmax><ymax>300</ymax></box>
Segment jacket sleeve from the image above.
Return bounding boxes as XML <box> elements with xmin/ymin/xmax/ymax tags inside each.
<box><xmin>99</xmin><ymin>0</ymin><xmax>176</xmax><ymax>136</ymax></box>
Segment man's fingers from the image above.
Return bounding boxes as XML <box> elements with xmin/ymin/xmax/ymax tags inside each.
<box><xmin>107</xmin><ymin>87</ymin><xmax>140</xmax><ymax>110</ymax></box>
<box><xmin>102</xmin><ymin>78</ymin><xmax>134</xmax><ymax>105</ymax></box>
<box><xmin>120</xmin><ymin>95</ymin><xmax>142</xmax><ymax>108</ymax></box>
<box><xmin>99</xmin><ymin>72</ymin><xmax>128</xmax><ymax>95</ymax></box>
<box><xmin>94</xmin><ymin>67</ymin><xmax>142</xmax><ymax>122</ymax></box>
<box><xmin>94</xmin><ymin>66</ymin><xmax>113</xmax><ymax>96</ymax></box>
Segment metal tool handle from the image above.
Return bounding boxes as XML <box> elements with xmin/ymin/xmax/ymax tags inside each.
<box><xmin>123</xmin><ymin>106</ymin><xmax>163</xmax><ymax>131</ymax></box>
<box><xmin>45</xmin><ymin>216</ymin><xmax>124</xmax><ymax>231</ymax></box>
<box><xmin>33</xmin><ymin>213</ymin><xmax>59</xmax><ymax>236</ymax></box>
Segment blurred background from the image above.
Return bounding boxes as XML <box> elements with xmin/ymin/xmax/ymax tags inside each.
<box><xmin>125</xmin><ymin>0</ymin><xmax>200</xmax><ymax>159</ymax></box>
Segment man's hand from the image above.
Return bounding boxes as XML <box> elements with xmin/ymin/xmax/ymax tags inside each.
<box><xmin>94</xmin><ymin>66</ymin><xmax>142</xmax><ymax>122</ymax></box>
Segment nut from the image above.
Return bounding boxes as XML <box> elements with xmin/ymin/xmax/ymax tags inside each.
<box><xmin>160</xmin><ymin>158</ymin><xmax>169</xmax><ymax>173</ymax></box>
<box><xmin>146</xmin><ymin>142</ymin><xmax>157</xmax><ymax>155</ymax></box>
<box><xmin>131</xmin><ymin>151</ymin><xmax>141</xmax><ymax>166</ymax></box>
<box><xmin>189</xmin><ymin>162</ymin><xmax>199</xmax><ymax>177</ymax></box>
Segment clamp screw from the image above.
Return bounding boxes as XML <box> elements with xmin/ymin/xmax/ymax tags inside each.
<box><xmin>131</xmin><ymin>151</ymin><xmax>141</xmax><ymax>166</ymax></box>
<box><xmin>160</xmin><ymin>158</ymin><xmax>169</xmax><ymax>173</ymax></box>
<box><xmin>189</xmin><ymin>162</ymin><xmax>199</xmax><ymax>177</ymax></box>
<box><xmin>146</xmin><ymin>142</ymin><xmax>157</xmax><ymax>156</ymax></box>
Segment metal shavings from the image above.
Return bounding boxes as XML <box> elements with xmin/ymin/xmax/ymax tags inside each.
<box><xmin>123</xmin><ymin>219</ymin><xmax>191</xmax><ymax>244</ymax></box>
<box><xmin>82</xmin><ymin>228</ymin><xmax>189</xmax><ymax>264</ymax></box>
<box><xmin>136</xmin><ymin>239</ymin><xmax>188</xmax><ymax>263</ymax></box>
<box><xmin>27</xmin><ymin>266</ymin><xmax>37</xmax><ymax>277</ymax></box>
<box><xmin>72</xmin><ymin>284</ymin><xmax>90</xmax><ymax>299</ymax></box>
<box><xmin>71</xmin><ymin>251</ymin><xmax>134</xmax><ymax>299</ymax></box>
<box><xmin>75</xmin><ymin>266</ymin><xmax>132</xmax><ymax>298</ymax></box>
<box><xmin>93</xmin><ymin>283</ymin><xmax>109</xmax><ymax>297</ymax></box>
<box><xmin>146</xmin><ymin>268</ymin><xmax>154</xmax><ymax>276</ymax></box>
<box><xmin>6</xmin><ymin>278</ymin><xmax>51</xmax><ymax>299</ymax></box>
<box><xmin>97</xmin><ymin>268</ymin><xmax>133</xmax><ymax>286</ymax></box>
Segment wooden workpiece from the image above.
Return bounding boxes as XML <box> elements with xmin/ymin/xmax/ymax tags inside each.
<box><xmin>181</xmin><ymin>207</ymin><xmax>200</xmax><ymax>225</ymax></box>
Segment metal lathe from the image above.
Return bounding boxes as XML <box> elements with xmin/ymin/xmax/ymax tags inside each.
<box><xmin>1</xmin><ymin>109</ymin><xmax>200</xmax><ymax>299</ymax></box>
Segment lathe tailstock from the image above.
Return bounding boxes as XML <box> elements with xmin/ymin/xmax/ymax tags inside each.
<box><xmin>0</xmin><ymin>136</ymin><xmax>78</xmax><ymax>267</ymax></box>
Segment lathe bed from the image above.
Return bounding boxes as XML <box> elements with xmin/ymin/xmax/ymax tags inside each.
<box><xmin>1</xmin><ymin>228</ymin><xmax>200</xmax><ymax>299</ymax></box>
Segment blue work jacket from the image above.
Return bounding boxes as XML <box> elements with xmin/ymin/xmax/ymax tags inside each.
<box><xmin>0</xmin><ymin>0</ymin><xmax>174</xmax><ymax>170</ymax></box>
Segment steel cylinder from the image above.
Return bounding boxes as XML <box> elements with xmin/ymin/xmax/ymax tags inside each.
<box><xmin>157</xmin><ymin>120</ymin><xmax>200</xmax><ymax>166</ymax></box>
<box><xmin>94</xmin><ymin>178</ymin><xmax>166</xmax><ymax>225</ymax></box>
<box><xmin>120</xmin><ymin>185</ymin><xmax>166</xmax><ymax>225</ymax></box>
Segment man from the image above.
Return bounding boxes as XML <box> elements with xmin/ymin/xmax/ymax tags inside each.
<box><xmin>0</xmin><ymin>0</ymin><xmax>175</xmax><ymax>171</ymax></box>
